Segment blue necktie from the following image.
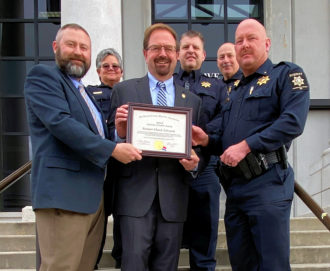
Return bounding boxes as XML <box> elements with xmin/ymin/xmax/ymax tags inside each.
<box><xmin>156</xmin><ymin>82</ymin><xmax>167</xmax><ymax>106</ymax></box>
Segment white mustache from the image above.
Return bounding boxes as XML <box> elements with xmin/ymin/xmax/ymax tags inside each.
<box><xmin>222</xmin><ymin>63</ymin><xmax>232</xmax><ymax>68</ymax></box>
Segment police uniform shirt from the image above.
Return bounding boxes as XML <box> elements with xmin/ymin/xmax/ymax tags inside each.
<box><xmin>174</xmin><ymin>68</ymin><xmax>223</xmax><ymax>135</ymax></box>
<box><xmin>221</xmin><ymin>58</ymin><xmax>310</xmax><ymax>154</ymax></box>
<box><xmin>219</xmin><ymin>69</ymin><xmax>243</xmax><ymax>105</ymax></box>
<box><xmin>86</xmin><ymin>83</ymin><xmax>112</xmax><ymax>122</ymax></box>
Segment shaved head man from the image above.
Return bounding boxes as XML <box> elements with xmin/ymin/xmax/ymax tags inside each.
<box><xmin>192</xmin><ymin>19</ymin><xmax>310</xmax><ymax>271</ymax></box>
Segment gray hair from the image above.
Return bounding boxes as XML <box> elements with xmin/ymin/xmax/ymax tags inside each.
<box><xmin>95</xmin><ymin>48</ymin><xmax>123</xmax><ymax>70</ymax></box>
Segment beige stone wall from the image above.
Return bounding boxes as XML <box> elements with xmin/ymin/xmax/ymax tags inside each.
<box><xmin>61</xmin><ymin>0</ymin><xmax>122</xmax><ymax>85</ymax></box>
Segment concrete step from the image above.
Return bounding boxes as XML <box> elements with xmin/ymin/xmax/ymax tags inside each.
<box><xmin>289</xmin><ymin>217</ymin><xmax>329</xmax><ymax>231</ymax></box>
<box><xmin>2</xmin><ymin>229</ymin><xmax>329</xmax><ymax>252</ymax></box>
<box><xmin>0</xmin><ymin>215</ymin><xmax>327</xmax><ymax>233</ymax></box>
<box><xmin>0</xmin><ymin>235</ymin><xmax>35</xmax><ymax>252</ymax></box>
<box><xmin>2</xmin><ymin>245</ymin><xmax>330</xmax><ymax>269</ymax></box>
<box><xmin>290</xmin><ymin>246</ymin><xmax>330</xmax><ymax>264</ymax></box>
<box><xmin>0</xmin><ymin>222</ymin><xmax>35</xmax><ymax>235</ymax></box>
<box><xmin>0</xmin><ymin>213</ymin><xmax>21</xmax><ymax>222</ymax></box>
<box><xmin>2</xmin><ymin>266</ymin><xmax>330</xmax><ymax>271</ymax></box>
<box><xmin>179</xmin><ymin>264</ymin><xmax>330</xmax><ymax>271</ymax></box>
<box><xmin>0</xmin><ymin>215</ymin><xmax>329</xmax><ymax>270</ymax></box>
<box><xmin>96</xmin><ymin>245</ymin><xmax>330</xmax><ymax>269</ymax></box>
<box><xmin>290</xmin><ymin>230</ymin><xmax>330</xmax><ymax>246</ymax></box>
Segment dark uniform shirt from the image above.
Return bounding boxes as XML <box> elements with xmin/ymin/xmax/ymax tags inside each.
<box><xmin>219</xmin><ymin>69</ymin><xmax>243</xmax><ymax>106</ymax></box>
<box><xmin>220</xmin><ymin>59</ymin><xmax>310</xmax><ymax>154</ymax></box>
<box><xmin>174</xmin><ymin>68</ymin><xmax>223</xmax><ymax>135</ymax></box>
<box><xmin>86</xmin><ymin>83</ymin><xmax>112</xmax><ymax>122</ymax></box>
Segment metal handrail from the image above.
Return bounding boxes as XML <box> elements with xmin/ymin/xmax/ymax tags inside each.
<box><xmin>0</xmin><ymin>160</ymin><xmax>329</xmax><ymax>231</ymax></box>
<box><xmin>0</xmin><ymin>161</ymin><xmax>32</xmax><ymax>194</ymax></box>
<box><xmin>294</xmin><ymin>181</ymin><xmax>330</xmax><ymax>231</ymax></box>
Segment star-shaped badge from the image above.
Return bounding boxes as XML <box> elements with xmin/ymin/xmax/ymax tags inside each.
<box><xmin>292</xmin><ymin>76</ymin><xmax>305</xmax><ymax>87</ymax></box>
<box><xmin>201</xmin><ymin>81</ymin><xmax>211</xmax><ymax>88</ymax></box>
<box><xmin>257</xmin><ymin>75</ymin><xmax>270</xmax><ymax>86</ymax></box>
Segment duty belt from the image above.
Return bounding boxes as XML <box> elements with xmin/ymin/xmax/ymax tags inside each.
<box><xmin>218</xmin><ymin>146</ymin><xmax>288</xmax><ymax>186</ymax></box>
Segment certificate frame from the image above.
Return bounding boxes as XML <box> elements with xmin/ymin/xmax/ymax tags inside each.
<box><xmin>127</xmin><ymin>102</ymin><xmax>192</xmax><ymax>159</ymax></box>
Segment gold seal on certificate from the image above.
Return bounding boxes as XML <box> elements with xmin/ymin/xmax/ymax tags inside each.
<box><xmin>127</xmin><ymin>103</ymin><xmax>192</xmax><ymax>159</ymax></box>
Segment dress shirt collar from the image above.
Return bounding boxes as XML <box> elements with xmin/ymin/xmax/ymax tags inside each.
<box><xmin>147</xmin><ymin>72</ymin><xmax>175</xmax><ymax>107</ymax></box>
<box><xmin>147</xmin><ymin>72</ymin><xmax>174</xmax><ymax>94</ymax></box>
<box><xmin>69</xmin><ymin>76</ymin><xmax>83</xmax><ymax>89</ymax></box>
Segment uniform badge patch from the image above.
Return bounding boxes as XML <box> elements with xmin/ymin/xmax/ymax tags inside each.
<box><xmin>233</xmin><ymin>80</ymin><xmax>240</xmax><ymax>87</ymax></box>
<box><xmin>92</xmin><ymin>91</ymin><xmax>103</xmax><ymax>95</ymax></box>
<box><xmin>257</xmin><ymin>75</ymin><xmax>270</xmax><ymax>86</ymax></box>
<box><xmin>289</xmin><ymin>72</ymin><xmax>308</xmax><ymax>90</ymax></box>
<box><xmin>201</xmin><ymin>81</ymin><xmax>211</xmax><ymax>88</ymax></box>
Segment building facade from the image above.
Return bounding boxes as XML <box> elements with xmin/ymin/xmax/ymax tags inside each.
<box><xmin>1</xmin><ymin>0</ymin><xmax>329</xmax><ymax>216</ymax></box>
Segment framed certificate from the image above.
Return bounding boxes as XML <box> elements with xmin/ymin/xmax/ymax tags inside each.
<box><xmin>127</xmin><ymin>103</ymin><xmax>192</xmax><ymax>159</ymax></box>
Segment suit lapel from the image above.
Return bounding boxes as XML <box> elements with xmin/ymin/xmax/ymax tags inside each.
<box><xmin>135</xmin><ymin>75</ymin><xmax>153</xmax><ymax>104</ymax></box>
<box><xmin>57</xmin><ymin>69</ymin><xmax>100</xmax><ymax>135</ymax></box>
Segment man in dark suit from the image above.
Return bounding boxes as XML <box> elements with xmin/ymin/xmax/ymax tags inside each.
<box><xmin>24</xmin><ymin>23</ymin><xmax>142</xmax><ymax>271</ymax></box>
<box><xmin>108</xmin><ymin>23</ymin><xmax>203</xmax><ymax>271</ymax></box>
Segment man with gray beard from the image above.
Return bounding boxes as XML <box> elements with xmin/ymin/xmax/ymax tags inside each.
<box><xmin>24</xmin><ymin>23</ymin><xmax>142</xmax><ymax>271</ymax></box>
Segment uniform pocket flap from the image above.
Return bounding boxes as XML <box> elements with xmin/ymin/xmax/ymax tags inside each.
<box><xmin>248</xmin><ymin>87</ymin><xmax>272</xmax><ymax>98</ymax></box>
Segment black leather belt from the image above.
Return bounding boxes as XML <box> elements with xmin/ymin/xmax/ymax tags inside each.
<box><xmin>257</xmin><ymin>150</ymin><xmax>282</xmax><ymax>170</ymax></box>
<box><xmin>218</xmin><ymin>146</ymin><xmax>288</xmax><ymax>187</ymax></box>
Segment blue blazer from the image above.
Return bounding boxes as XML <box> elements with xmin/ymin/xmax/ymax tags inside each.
<box><xmin>24</xmin><ymin>64</ymin><xmax>116</xmax><ymax>214</ymax></box>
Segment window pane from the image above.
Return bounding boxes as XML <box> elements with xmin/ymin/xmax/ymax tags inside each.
<box><xmin>228</xmin><ymin>0</ymin><xmax>261</xmax><ymax>19</ymax></box>
<box><xmin>191</xmin><ymin>0</ymin><xmax>224</xmax><ymax>20</ymax></box>
<box><xmin>0</xmin><ymin>98</ymin><xmax>29</xmax><ymax>133</ymax></box>
<box><xmin>38</xmin><ymin>0</ymin><xmax>61</xmax><ymax>19</ymax></box>
<box><xmin>2</xmin><ymin>174</ymin><xmax>31</xmax><ymax>211</ymax></box>
<box><xmin>201</xmin><ymin>60</ymin><xmax>219</xmax><ymax>75</ymax></box>
<box><xmin>39</xmin><ymin>60</ymin><xmax>56</xmax><ymax>66</ymax></box>
<box><xmin>0</xmin><ymin>23</ymin><xmax>34</xmax><ymax>57</ymax></box>
<box><xmin>154</xmin><ymin>0</ymin><xmax>188</xmax><ymax>20</ymax></box>
<box><xmin>0</xmin><ymin>61</ymin><xmax>35</xmax><ymax>97</ymax></box>
<box><xmin>192</xmin><ymin>24</ymin><xmax>224</xmax><ymax>58</ymax></box>
<box><xmin>39</xmin><ymin>23</ymin><xmax>61</xmax><ymax>56</ymax></box>
<box><xmin>0</xmin><ymin>0</ymin><xmax>34</xmax><ymax>19</ymax></box>
<box><xmin>228</xmin><ymin>23</ymin><xmax>238</xmax><ymax>43</ymax></box>
<box><xmin>167</xmin><ymin>23</ymin><xmax>189</xmax><ymax>41</ymax></box>
<box><xmin>2</xmin><ymin>135</ymin><xmax>30</xmax><ymax>171</ymax></box>
<box><xmin>1</xmin><ymin>134</ymin><xmax>31</xmax><ymax>211</ymax></box>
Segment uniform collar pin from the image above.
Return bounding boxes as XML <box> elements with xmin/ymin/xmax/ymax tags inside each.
<box><xmin>249</xmin><ymin>86</ymin><xmax>254</xmax><ymax>95</ymax></box>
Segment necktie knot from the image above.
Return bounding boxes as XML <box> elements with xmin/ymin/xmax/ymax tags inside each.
<box><xmin>156</xmin><ymin>81</ymin><xmax>167</xmax><ymax>106</ymax></box>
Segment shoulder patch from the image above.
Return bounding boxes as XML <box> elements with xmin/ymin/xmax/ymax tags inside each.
<box><xmin>289</xmin><ymin>72</ymin><xmax>308</xmax><ymax>91</ymax></box>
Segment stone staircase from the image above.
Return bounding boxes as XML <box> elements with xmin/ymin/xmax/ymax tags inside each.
<box><xmin>0</xmin><ymin>212</ymin><xmax>329</xmax><ymax>270</ymax></box>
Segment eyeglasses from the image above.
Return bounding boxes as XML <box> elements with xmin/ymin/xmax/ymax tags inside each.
<box><xmin>101</xmin><ymin>63</ymin><xmax>121</xmax><ymax>72</ymax></box>
<box><xmin>147</xmin><ymin>45</ymin><xmax>177</xmax><ymax>54</ymax></box>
